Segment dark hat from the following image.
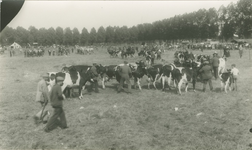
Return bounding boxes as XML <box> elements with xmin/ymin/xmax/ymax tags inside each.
<box><xmin>56</xmin><ymin>76</ymin><xmax>64</xmax><ymax>81</ymax></box>
<box><xmin>93</xmin><ymin>63</ymin><xmax>97</xmax><ymax>66</ymax></box>
<box><xmin>124</xmin><ymin>61</ymin><xmax>128</xmax><ymax>64</ymax></box>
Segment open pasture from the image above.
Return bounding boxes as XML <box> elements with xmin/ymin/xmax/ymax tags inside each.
<box><xmin>0</xmin><ymin>48</ymin><xmax>252</xmax><ymax>150</ymax></box>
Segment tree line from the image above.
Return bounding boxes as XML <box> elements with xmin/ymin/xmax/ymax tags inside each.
<box><xmin>0</xmin><ymin>0</ymin><xmax>251</xmax><ymax>47</ymax></box>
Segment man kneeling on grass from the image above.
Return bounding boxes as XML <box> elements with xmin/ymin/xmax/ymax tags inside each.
<box><xmin>44</xmin><ymin>76</ymin><xmax>68</xmax><ymax>132</ymax></box>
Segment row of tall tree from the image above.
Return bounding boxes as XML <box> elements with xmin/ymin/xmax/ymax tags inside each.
<box><xmin>0</xmin><ymin>0</ymin><xmax>251</xmax><ymax>47</ymax></box>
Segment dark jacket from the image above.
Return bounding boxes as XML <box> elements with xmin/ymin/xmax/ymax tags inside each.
<box><xmin>211</xmin><ymin>57</ymin><xmax>219</xmax><ymax>67</ymax></box>
<box><xmin>199</xmin><ymin>64</ymin><xmax>213</xmax><ymax>80</ymax></box>
<box><xmin>50</xmin><ymin>84</ymin><xmax>64</xmax><ymax>107</ymax></box>
<box><xmin>120</xmin><ymin>65</ymin><xmax>132</xmax><ymax>77</ymax></box>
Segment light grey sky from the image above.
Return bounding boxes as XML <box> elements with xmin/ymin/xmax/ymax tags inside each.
<box><xmin>8</xmin><ymin>1</ymin><xmax>238</xmax><ymax>32</ymax></box>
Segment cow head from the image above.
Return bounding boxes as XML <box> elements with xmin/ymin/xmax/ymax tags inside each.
<box><xmin>96</xmin><ymin>64</ymin><xmax>106</xmax><ymax>76</ymax></box>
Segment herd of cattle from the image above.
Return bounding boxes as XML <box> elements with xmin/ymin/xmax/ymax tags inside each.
<box><xmin>45</xmin><ymin>50</ymin><xmax>232</xmax><ymax>100</ymax></box>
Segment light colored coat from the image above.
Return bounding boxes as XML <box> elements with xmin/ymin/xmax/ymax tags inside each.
<box><xmin>35</xmin><ymin>79</ymin><xmax>50</xmax><ymax>103</ymax></box>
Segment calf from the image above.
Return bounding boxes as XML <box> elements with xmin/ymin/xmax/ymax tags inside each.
<box><xmin>219</xmin><ymin>69</ymin><xmax>233</xmax><ymax>93</ymax></box>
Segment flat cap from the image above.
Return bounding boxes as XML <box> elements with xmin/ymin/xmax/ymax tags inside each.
<box><xmin>124</xmin><ymin>61</ymin><xmax>128</xmax><ymax>64</ymax></box>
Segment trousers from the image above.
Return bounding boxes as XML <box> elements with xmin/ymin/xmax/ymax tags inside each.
<box><xmin>213</xmin><ymin>66</ymin><xmax>218</xmax><ymax>79</ymax></box>
<box><xmin>118</xmin><ymin>75</ymin><xmax>131</xmax><ymax>92</ymax></box>
<box><xmin>203</xmin><ymin>79</ymin><xmax>213</xmax><ymax>92</ymax></box>
<box><xmin>44</xmin><ymin>107</ymin><xmax>67</xmax><ymax>131</ymax></box>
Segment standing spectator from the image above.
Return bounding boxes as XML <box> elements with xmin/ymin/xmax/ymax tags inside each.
<box><xmin>118</xmin><ymin>61</ymin><xmax>132</xmax><ymax>94</ymax></box>
<box><xmin>48</xmin><ymin>49</ymin><xmax>52</xmax><ymax>56</ymax></box>
<box><xmin>150</xmin><ymin>51</ymin><xmax>155</xmax><ymax>65</ymax></box>
<box><xmin>239</xmin><ymin>45</ymin><xmax>243</xmax><ymax>58</ymax></box>
<box><xmin>33</xmin><ymin>73</ymin><xmax>50</xmax><ymax>124</ymax></box>
<box><xmin>211</xmin><ymin>52</ymin><xmax>220</xmax><ymax>80</ymax></box>
<box><xmin>44</xmin><ymin>76</ymin><xmax>67</xmax><ymax>132</ymax></box>
<box><xmin>231</xmin><ymin>64</ymin><xmax>239</xmax><ymax>91</ymax></box>
<box><xmin>199</xmin><ymin>60</ymin><xmax>213</xmax><ymax>92</ymax></box>
<box><xmin>156</xmin><ymin>49</ymin><xmax>161</xmax><ymax>60</ymax></box>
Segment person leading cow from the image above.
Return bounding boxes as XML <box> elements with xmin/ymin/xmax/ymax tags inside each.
<box><xmin>199</xmin><ymin>60</ymin><xmax>214</xmax><ymax>92</ymax></box>
<box><xmin>211</xmin><ymin>51</ymin><xmax>219</xmax><ymax>80</ymax></box>
<box><xmin>44</xmin><ymin>76</ymin><xmax>67</xmax><ymax>133</ymax></box>
<box><xmin>117</xmin><ymin>61</ymin><xmax>132</xmax><ymax>94</ymax></box>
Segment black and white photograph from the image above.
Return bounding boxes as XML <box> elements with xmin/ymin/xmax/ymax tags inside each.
<box><xmin>0</xmin><ymin>0</ymin><xmax>252</xmax><ymax>149</ymax></box>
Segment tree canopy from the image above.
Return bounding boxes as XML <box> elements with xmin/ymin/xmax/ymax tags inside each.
<box><xmin>1</xmin><ymin>0</ymin><xmax>251</xmax><ymax>46</ymax></box>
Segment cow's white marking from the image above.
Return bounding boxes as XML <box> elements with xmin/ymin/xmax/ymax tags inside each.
<box><xmin>218</xmin><ymin>58</ymin><xmax>226</xmax><ymax>75</ymax></box>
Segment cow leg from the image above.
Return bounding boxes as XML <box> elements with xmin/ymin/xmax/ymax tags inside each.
<box><xmin>161</xmin><ymin>76</ymin><xmax>166</xmax><ymax>91</ymax></box>
<box><xmin>224</xmin><ymin>78</ymin><xmax>230</xmax><ymax>93</ymax></box>
<box><xmin>153</xmin><ymin>74</ymin><xmax>159</xmax><ymax>89</ymax></box>
<box><xmin>185</xmin><ymin>82</ymin><xmax>188</xmax><ymax>92</ymax></box>
<box><xmin>137</xmin><ymin>78</ymin><xmax>142</xmax><ymax>91</ymax></box>
<box><xmin>101</xmin><ymin>77</ymin><xmax>105</xmax><ymax>89</ymax></box>
<box><xmin>167</xmin><ymin>74</ymin><xmax>172</xmax><ymax>90</ymax></box>
<box><xmin>134</xmin><ymin>78</ymin><xmax>137</xmax><ymax>89</ymax></box>
<box><xmin>147</xmin><ymin>77</ymin><xmax>151</xmax><ymax>89</ymax></box>
<box><xmin>177</xmin><ymin>79</ymin><xmax>183</xmax><ymax>95</ymax></box>
<box><xmin>220</xmin><ymin>81</ymin><xmax>224</xmax><ymax>91</ymax></box>
<box><xmin>192</xmin><ymin>78</ymin><xmax>196</xmax><ymax>92</ymax></box>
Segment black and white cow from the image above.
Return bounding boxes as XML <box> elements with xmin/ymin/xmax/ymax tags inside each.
<box><xmin>48</xmin><ymin>65</ymin><xmax>95</xmax><ymax>99</ymax></box>
<box><xmin>219</xmin><ymin>69</ymin><xmax>233</xmax><ymax>93</ymax></box>
<box><xmin>146</xmin><ymin>64</ymin><xmax>163</xmax><ymax>89</ymax></box>
<box><xmin>159</xmin><ymin>61</ymin><xmax>201</xmax><ymax>94</ymax></box>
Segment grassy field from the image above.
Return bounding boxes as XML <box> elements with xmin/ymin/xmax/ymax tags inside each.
<box><xmin>0</xmin><ymin>47</ymin><xmax>252</xmax><ymax>150</ymax></box>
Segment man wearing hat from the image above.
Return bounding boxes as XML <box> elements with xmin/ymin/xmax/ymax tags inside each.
<box><xmin>211</xmin><ymin>51</ymin><xmax>219</xmax><ymax>80</ymax></box>
<box><xmin>33</xmin><ymin>73</ymin><xmax>50</xmax><ymax>124</ymax></box>
<box><xmin>199</xmin><ymin>60</ymin><xmax>213</xmax><ymax>92</ymax></box>
<box><xmin>90</xmin><ymin>63</ymin><xmax>99</xmax><ymax>93</ymax></box>
<box><xmin>118</xmin><ymin>61</ymin><xmax>132</xmax><ymax>93</ymax></box>
<box><xmin>44</xmin><ymin>76</ymin><xmax>67</xmax><ymax>132</ymax></box>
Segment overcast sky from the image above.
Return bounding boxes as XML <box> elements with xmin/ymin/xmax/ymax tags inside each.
<box><xmin>7</xmin><ymin>1</ymin><xmax>238</xmax><ymax>32</ymax></box>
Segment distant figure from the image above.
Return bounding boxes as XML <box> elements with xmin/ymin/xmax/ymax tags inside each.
<box><xmin>156</xmin><ymin>49</ymin><xmax>161</xmax><ymax>60</ymax></box>
<box><xmin>10</xmin><ymin>46</ymin><xmax>13</xmax><ymax>57</ymax></box>
<box><xmin>150</xmin><ymin>51</ymin><xmax>155</xmax><ymax>65</ymax></box>
<box><xmin>48</xmin><ymin>49</ymin><xmax>52</xmax><ymax>56</ymax></box>
<box><xmin>211</xmin><ymin>52</ymin><xmax>219</xmax><ymax>80</ymax></box>
<box><xmin>239</xmin><ymin>45</ymin><xmax>243</xmax><ymax>58</ymax></box>
<box><xmin>231</xmin><ymin>64</ymin><xmax>239</xmax><ymax>91</ymax></box>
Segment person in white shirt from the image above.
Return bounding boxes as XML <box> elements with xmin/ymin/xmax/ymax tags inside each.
<box><xmin>231</xmin><ymin>64</ymin><xmax>239</xmax><ymax>91</ymax></box>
